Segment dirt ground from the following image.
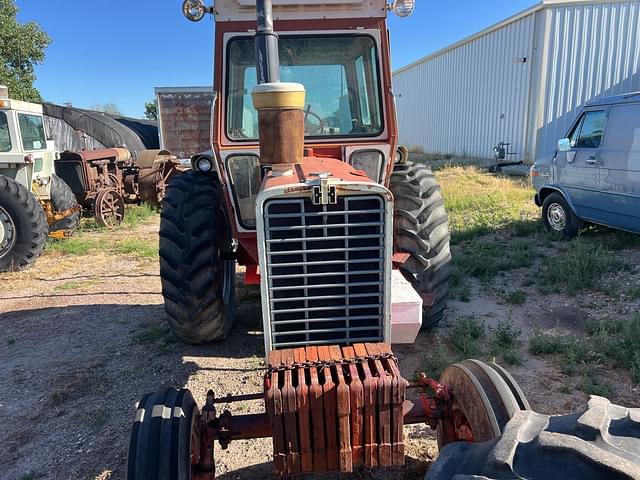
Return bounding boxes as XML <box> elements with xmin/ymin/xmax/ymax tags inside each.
<box><xmin>0</xmin><ymin>217</ymin><xmax>638</xmax><ymax>480</ymax></box>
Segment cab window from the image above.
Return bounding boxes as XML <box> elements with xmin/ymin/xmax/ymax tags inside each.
<box><xmin>575</xmin><ymin>110</ymin><xmax>606</xmax><ymax>149</ymax></box>
<box><xmin>0</xmin><ymin>112</ymin><xmax>11</xmax><ymax>152</ymax></box>
<box><xmin>226</xmin><ymin>35</ymin><xmax>383</xmax><ymax>140</ymax></box>
<box><xmin>18</xmin><ymin>113</ymin><xmax>47</xmax><ymax>150</ymax></box>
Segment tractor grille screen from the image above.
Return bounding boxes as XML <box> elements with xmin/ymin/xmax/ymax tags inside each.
<box><xmin>264</xmin><ymin>195</ymin><xmax>386</xmax><ymax>349</ymax></box>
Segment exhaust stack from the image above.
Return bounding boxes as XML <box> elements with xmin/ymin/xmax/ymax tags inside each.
<box><xmin>251</xmin><ymin>0</ymin><xmax>305</xmax><ymax>174</ymax></box>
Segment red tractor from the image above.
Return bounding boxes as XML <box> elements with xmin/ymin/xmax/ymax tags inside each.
<box><xmin>127</xmin><ymin>0</ymin><xmax>533</xmax><ymax>478</ymax></box>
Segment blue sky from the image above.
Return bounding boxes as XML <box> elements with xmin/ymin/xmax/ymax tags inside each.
<box><xmin>16</xmin><ymin>0</ymin><xmax>537</xmax><ymax>118</ymax></box>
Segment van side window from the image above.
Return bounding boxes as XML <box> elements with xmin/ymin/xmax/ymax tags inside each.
<box><xmin>0</xmin><ymin>112</ymin><xmax>11</xmax><ymax>152</ymax></box>
<box><xmin>576</xmin><ymin>110</ymin><xmax>606</xmax><ymax>149</ymax></box>
<box><xmin>603</xmin><ymin>104</ymin><xmax>640</xmax><ymax>152</ymax></box>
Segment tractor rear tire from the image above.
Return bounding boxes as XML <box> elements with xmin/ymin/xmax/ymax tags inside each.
<box><xmin>49</xmin><ymin>174</ymin><xmax>80</xmax><ymax>234</ymax></box>
<box><xmin>426</xmin><ymin>396</ymin><xmax>640</xmax><ymax>480</ymax></box>
<box><xmin>390</xmin><ymin>161</ymin><xmax>451</xmax><ymax>327</ymax></box>
<box><xmin>159</xmin><ymin>172</ymin><xmax>236</xmax><ymax>344</ymax></box>
<box><xmin>0</xmin><ymin>176</ymin><xmax>48</xmax><ymax>272</ymax></box>
<box><xmin>436</xmin><ymin>360</ymin><xmax>529</xmax><ymax>448</ymax></box>
<box><xmin>127</xmin><ymin>388</ymin><xmax>202</xmax><ymax>480</ymax></box>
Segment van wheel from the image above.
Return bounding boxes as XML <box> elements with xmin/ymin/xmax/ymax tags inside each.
<box><xmin>542</xmin><ymin>193</ymin><xmax>581</xmax><ymax>239</ymax></box>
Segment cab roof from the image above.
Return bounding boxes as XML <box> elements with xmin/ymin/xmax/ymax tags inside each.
<box><xmin>586</xmin><ymin>91</ymin><xmax>640</xmax><ymax>107</ymax></box>
<box><xmin>213</xmin><ymin>0</ymin><xmax>387</xmax><ymax>21</ymax></box>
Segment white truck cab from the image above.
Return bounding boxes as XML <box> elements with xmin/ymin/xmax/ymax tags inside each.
<box><xmin>0</xmin><ymin>85</ymin><xmax>56</xmax><ymax>200</ymax></box>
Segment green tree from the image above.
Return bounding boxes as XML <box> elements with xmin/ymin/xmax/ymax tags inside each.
<box><xmin>0</xmin><ymin>0</ymin><xmax>51</xmax><ymax>102</ymax></box>
<box><xmin>144</xmin><ymin>100</ymin><xmax>157</xmax><ymax>120</ymax></box>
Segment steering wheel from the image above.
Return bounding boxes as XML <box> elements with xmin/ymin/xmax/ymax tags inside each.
<box><xmin>304</xmin><ymin>105</ymin><xmax>325</xmax><ymax>135</ymax></box>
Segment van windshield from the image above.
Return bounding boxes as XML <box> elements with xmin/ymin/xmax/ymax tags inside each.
<box><xmin>226</xmin><ymin>35</ymin><xmax>383</xmax><ymax>141</ymax></box>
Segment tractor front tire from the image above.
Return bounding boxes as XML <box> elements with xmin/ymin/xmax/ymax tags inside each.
<box><xmin>49</xmin><ymin>174</ymin><xmax>80</xmax><ymax>234</ymax></box>
<box><xmin>127</xmin><ymin>388</ymin><xmax>202</xmax><ymax>479</ymax></box>
<box><xmin>390</xmin><ymin>161</ymin><xmax>451</xmax><ymax>327</ymax></box>
<box><xmin>0</xmin><ymin>176</ymin><xmax>48</xmax><ymax>272</ymax></box>
<box><xmin>159</xmin><ymin>172</ymin><xmax>236</xmax><ymax>344</ymax></box>
<box><xmin>427</xmin><ymin>396</ymin><xmax>640</xmax><ymax>480</ymax></box>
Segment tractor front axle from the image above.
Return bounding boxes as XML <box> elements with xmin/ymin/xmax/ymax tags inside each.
<box><xmin>190</xmin><ymin>343</ymin><xmax>451</xmax><ymax>477</ymax></box>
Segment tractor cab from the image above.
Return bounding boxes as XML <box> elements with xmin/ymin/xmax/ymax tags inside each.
<box><xmin>0</xmin><ymin>86</ymin><xmax>57</xmax><ymax>200</ymax></box>
<box><xmin>127</xmin><ymin>2</ymin><xmax>537</xmax><ymax>478</ymax></box>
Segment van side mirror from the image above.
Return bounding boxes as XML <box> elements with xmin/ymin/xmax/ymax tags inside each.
<box><xmin>557</xmin><ymin>138</ymin><xmax>572</xmax><ymax>152</ymax></box>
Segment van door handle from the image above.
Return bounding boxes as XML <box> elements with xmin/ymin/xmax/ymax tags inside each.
<box><xmin>586</xmin><ymin>155</ymin><xmax>599</xmax><ymax>164</ymax></box>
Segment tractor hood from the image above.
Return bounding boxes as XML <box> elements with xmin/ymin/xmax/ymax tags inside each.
<box><xmin>260</xmin><ymin>155</ymin><xmax>378</xmax><ymax>193</ymax></box>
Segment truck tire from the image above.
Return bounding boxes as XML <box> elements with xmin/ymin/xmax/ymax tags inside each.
<box><xmin>426</xmin><ymin>396</ymin><xmax>640</xmax><ymax>480</ymax></box>
<box><xmin>0</xmin><ymin>176</ymin><xmax>48</xmax><ymax>272</ymax></box>
<box><xmin>49</xmin><ymin>174</ymin><xmax>80</xmax><ymax>234</ymax></box>
<box><xmin>159</xmin><ymin>172</ymin><xmax>236</xmax><ymax>344</ymax></box>
<box><xmin>128</xmin><ymin>388</ymin><xmax>203</xmax><ymax>480</ymax></box>
<box><xmin>390</xmin><ymin>161</ymin><xmax>451</xmax><ymax>327</ymax></box>
<box><xmin>542</xmin><ymin>192</ymin><xmax>582</xmax><ymax>239</ymax></box>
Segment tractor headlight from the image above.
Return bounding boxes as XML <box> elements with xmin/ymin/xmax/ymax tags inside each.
<box><xmin>390</xmin><ymin>0</ymin><xmax>415</xmax><ymax>17</ymax></box>
<box><xmin>349</xmin><ymin>150</ymin><xmax>384</xmax><ymax>182</ymax></box>
<box><xmin>194</xmin><ymin>156</ymin><xmax>213</xmax><ymax>172</ymax></box>
<box><xmin>182</xmin><ymin>0</ymin><xmax>206</xmax><ymax>22</ymax></box>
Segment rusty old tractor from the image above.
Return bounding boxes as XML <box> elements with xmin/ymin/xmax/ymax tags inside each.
<box><xmin>55</xmin><ymin>148</ymin><xmax>178</xmax><ymax>227</ymax></box>
<box><xmin>126</xmin><ymin>0</ymin><xmax>535</xmax><ymax>478</ymax></box>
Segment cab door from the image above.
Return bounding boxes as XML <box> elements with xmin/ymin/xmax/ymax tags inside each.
<box><xmin>555</xmin><ymin>109</ymin><xmax>607</xmax><ymax>223</ymax></box>
<box><xmin>597</xmin><ymin>103</ymin><xmax>640</xmax><ymax>233</ymax></box>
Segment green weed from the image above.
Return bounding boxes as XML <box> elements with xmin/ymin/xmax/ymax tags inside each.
<box><xmin>123</xmin><ymin>203</ymin><xmax>158</xmax><ymax>226</ymax></box>
<box><xmin>537</xmin><ymin>239</ymin><xmax>626</xmax><ymax>295</ymax></box>
<box><xmin>455</xmin><ymin>238</ymin><xmax>537</xmax><ymax>280</ymax></box>
<box><xmin>449</xmin><ymin>316</ymin><xmax>486</xmax><ymax>357</ymax></box>
<box><xmin>489</xmin><ymin>319</ymin><xmax>522</xmax><ymax>365</ymax></box>
<box><xmin>114</xmin><ymin>239</ymin><xmax>158</xmax><ymax>259</ymax></box>
<box><xmin>505</xmin><ymin>290</ymin><xmax>527</xmax><ymax>305</ymax></box>
<box><xmin>46</xmin><ymin>236</ymin><xmax>109</xmax><ymax>255</ymax></box>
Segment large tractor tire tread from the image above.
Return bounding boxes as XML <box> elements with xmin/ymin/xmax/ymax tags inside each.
<box><xmin>128</xmin><ymin>388</ymin><xmax>198</xmax><ymax>480</ymax></box>
<box><xmin>427</xmin><ymin>396</ymin><xmax>640</xmax><ymax>480</ymax></box>
<box><xmin>390</xmin><ymin>161</ymin><xmax>451</xmax><ymax>327</ymax></box>
<box><xmin>159</xmin><ymin>172</ymin><xmax>235</xmax><ymax>344</ymax></box>
<box><xmin>0</xmin><ymin>175</ymin><xmax>48</xmax><ymax>272</ymax></box>
<box><xmin>49</xmin><ymin>173</ymin><xmax>80</xmax><ymax>233</ymax></box>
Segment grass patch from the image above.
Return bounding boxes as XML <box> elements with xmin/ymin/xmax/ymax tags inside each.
<box><xmin>450</xmin><ymin>268</ymin><xmax>472</xmax><ymax>302</ymax></box>
<box><xmin>489</xmin><ymin>319</ymin><xmax>523</xmax><ymax>365</ymax></box>
<box><xmin>422</xmin><ymin>317</ymin><xmax>523</xmax><ymax>377</ymax></box>
<box><xmin>449</xmin><ymin>316</ymin><xmax>486</xmax><ymax>357</ymax></box>
<box><xmin>19</xmin><ymin>474</ymin><xmax>34</xmax><ymax>480</ymax></box>
<box><xmin>133</xmin><ymin>322</ymin><xmax>176</xmax><ymax>352</ymax></box>
<box><xmin>537</xmin><ymin>239</ymin><xmax>627</xmax><ymax>295</ymax></box>
<box><xmin>436</xmin><ymin>167</ymin><xmax>539</xmax><ymax>243</ymax></box>
<box><xmin>123</xmin><ymin>203</ymin><xmax>158</xmax><ymax>227</ymax></box>
<box><xmin>114</xmin><ymin>239</ymin><xmax>158</xmax><ymax>259</ymax></box>
<box><xmin>455</xmin><ymin>237</ymin><xmax>537</xmax><ymax>280</ymax></box>
<box><xmin>530</xmin><ymin>314</ymin><xmax>640</xmax><ymax>390</ymax></box>
<box><xmin>46</xmin><ymin>236</ymin><xmax>109</xmax><ymax>255</ymax></box>
<box><xmin>504</xmin><ymin>290</ymin><xmax>527</xmax><ymax>305</ymax></box>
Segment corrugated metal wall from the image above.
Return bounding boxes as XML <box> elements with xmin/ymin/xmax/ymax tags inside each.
<box><xmin>535</xmin><ymin>1</ymin><xmax>640</xmax><ymax>158</ymax></box>
<box><xmin>393</xmin><ymin>13</ymin><xmax>536</xmax><ymax>161</ymax></box>
<box><xmin>394</xmin><ymin>0</ymin><xmax>640</xmax><ymax>163</ymax></box>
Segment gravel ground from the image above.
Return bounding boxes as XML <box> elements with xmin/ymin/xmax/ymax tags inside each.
<box><xmin>0</xmin><ymin>217</ymin><xmax>638</xmax><ymax>480</ymax></box>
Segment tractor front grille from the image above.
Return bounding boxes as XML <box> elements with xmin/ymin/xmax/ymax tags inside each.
<box><xmin>263</xmin><ymin>195</ymin><xmax>387</xmax><ymax>349</ymax></box>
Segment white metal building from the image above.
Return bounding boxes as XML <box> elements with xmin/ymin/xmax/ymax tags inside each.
<box><xmin>393</xmin><ymin>0</ymin><xmax>640</xmax><ymax>163</ymax></box>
